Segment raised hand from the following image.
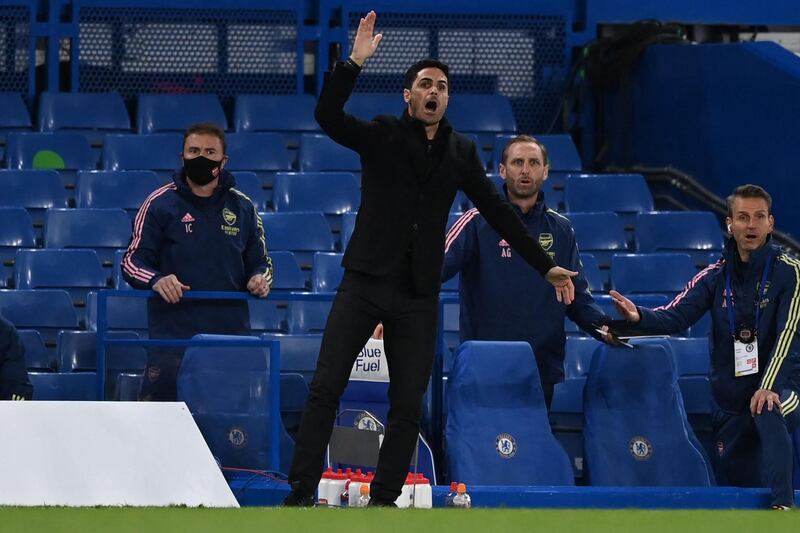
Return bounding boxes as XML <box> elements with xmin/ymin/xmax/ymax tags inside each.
<box><xmin>350</xmin><ymin>10</ymin><xmax>383</xmax><ymax>65</ymax></box>
<box><xmin>609</xmin><ymin>289</ymin><xmax>640</xmax><ymax>322</ymax></box>
<box><xmin>545</xmin><ymin>266</ymin><xmax>578</xmax><ymax>305</ymax></box>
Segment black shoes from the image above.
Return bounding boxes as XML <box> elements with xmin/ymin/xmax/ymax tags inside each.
<box><xmin>281</xmin><ymin>482</ymin><xmax>315</xmax><ymax>507</ymax></box>
<box><xmin>367</xmin><ymin>497</ymin><xmax>398</xmax><ymax>507</ymax></box>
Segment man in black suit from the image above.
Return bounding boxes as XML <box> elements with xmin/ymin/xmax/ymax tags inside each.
<box><xmin>284</xmin><ymin>10</ymin><xmax>578</xmax><ymax>506</ymax></box>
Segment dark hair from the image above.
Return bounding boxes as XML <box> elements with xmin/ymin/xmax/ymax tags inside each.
<box><xmin>501</xmin><ymin>135</ymin><xmax>549</xmax><ymax>167</ymax></box>
<box><xmin>403</xmin><ymin>59</ymin><xmax>450</xmax><ymax>90</ymax></box>
<box><xmin>726</xmin><ymin>184</ymin><xmax>772</xmax><ymax>217</ymax></box>
<box><xmin>183</xmin><ymin>122</ymin><xmax>227</xmax><ymax>154</ymax></box>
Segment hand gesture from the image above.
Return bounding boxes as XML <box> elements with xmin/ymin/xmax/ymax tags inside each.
<box><xmin>371</xmin><ymin>323</ymin><xmax>384</xmax><ymax>340</ymax></box>
<box><xmin>350</xmin><ymin>10</ymin><xmax>383</xmax><ymax>65</ymax></box>
<box><xmin>750</xmin><ymin>388</ymin><xmax>781</xmax><ymax>416</ymax></box>
<box><xmin>153</xmin><ymin>274</ymin><xmax>190</xmax><ymax>304</ymax></box>
<box><xmin>545</xmin><ymin>266</ymin><xmax>578</xmax><ymax>305</ymax></box>
<box><xmin>247</xmin><ymin>274</ymin><xmax>270</xmax><ymax>298</ymax></box>
<box><xmin>609</xmin><ymin>290</ymin><xmax>641</xmax><ymax>322</ymax></box>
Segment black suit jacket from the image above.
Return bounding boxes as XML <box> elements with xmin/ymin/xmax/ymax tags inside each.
<box><xmin>316</xmin><ymin>61</ymin><xmax>555</xmax><ymax>296</ymax></box>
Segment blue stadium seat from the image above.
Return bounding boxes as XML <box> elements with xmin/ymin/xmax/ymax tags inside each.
<box><xmin>225</xmin><ymin>132</ymin><xmax>294</xmax><ymax>189</ymax></box>
<box><xmin>102</xmin><ymin>133</ymin><xmax>183</xmax><ymax>180</ymax></box>
<box><xmin>248</xmin><ymin>299</ymin><xmax>286</xmax><ymax>334</ymax></box>
<box><xmin>234</xmin><ymin>94</ymin><xmax>318</xmax><ymax>146</ymax></box>
<box><xmin>670</xmin><ymin>337</ymin><xmax>710</xmax><ymax>377</ymax></box>
<box><xmin>569</xmin><ymin>212</ymin><xmax>627</xmax><ymax>287</ymax></box>
<box><xmin>610</xmin><ymin>253</ymin><xmax>696</xmax><ymax>295</ymax></box>
<box><xmin>57</xmin><ymin>330</ymin><xmax>146</xmax><ymax>399</ymax></box>
<box><xmin>564</xmin><ymin>336</ymin><xmax>601</xmax><ymax>379</ymax></box>
<box><xmin>177</xmin><ymin>334</ymin><xmax>295</xmax><ymax>471</ymax></box>
<box><xmin>262</xmin><ymin>333</ymin><xmax>322</xmax><ymax>386</ymax></box>
<box><xmin>0</xmin><ymin>170</ymin><xmax>68</xmax><ymax>224</ymax></box>
<box><xmin>115</xmin><ymin>372</ymin><xmax>143</xmax><ymax>401</ymax></box>
<box><xmin>0</xmin><ymin>289</ymin><xmax>79</xmax><ymax>356</ymax></box>
<box><xmin>0</xmin><ymin>206</ymin><xmax>38</xmax><ymax>285</ymax></box>
<box><xmin>280</xmin><ymin>372</ymin><xmax>309</xmax><ymax>439</ymax></box>
<box><xmin>344</xmin><ymin>93</ymin><xmax>404</xmax><ymax>120</ymax></box>
<box><xmin>19</xmin><ymin>329</ymin><xmax>50</xmax><ymax>372</ymax></box>
<box><xmin>492</xmin><ymin>133</ymin><xmax>582</xmax><ymax>172</ymax></box>
<box><xmin>579</xmin><ymin>253</ymin><xmax>603</xmax><ymax>292</ymax></box>
<box><xmin>6</xmin><ymin>132</ymin><xmax>96</xmax><ymax>187</ymax></box>
<box><xmin>269</xmin><ymin>250</ymin><xmax>307</xmax><ymax>290</ymax></box>
<box><xmin>564</xmin><ymin>174</ymin><xmax>654</xmax><ymax>229</ymax></box>
<box><xmin>287</xmin><ymin>301</ymin><xmax>332</xmax><ymax>334</ymax></box>
<box><xmin>635</xmin><ymin>211</ymin><xmax>724</xmax><ymax>266</ymax></box>
<box><xmin>14</xmin><ymin>249</ymin><xmax>106</xmax><ymax>317</ymax></box>
<box><xmin>273</xmin><ymin>172</ymin><xmax>360</xmax><ymax>215</ymax></box>
<box><xmin>85</xmin><ymin>291</ymin><xmax>148</xmax><ymax>333</ymax></box>
<box><xmin>44</xmin><ymin>208</ymin><xmax>131</xmax><ymax>267</ymax></box>
<box><xmin>29</xmin><ymin>372</ymin><xmax>98</xmax><ymax>400</ymax></box>
<box><xmin>260</xmin><ymin>212</ymin><xmax>335</xmax><ymax>268</ymax></box>
<box><xmin>230</xmin><ymin>171</ymin><xmax>267</xmax><ymax>211</ymax></box>
<box><xmin>75</xmin><ymin>170</ymin><xmax>163</xmax><ymax>215</ymax></box>
<box><xmin>312</xmin><ymin>252</ymin><xmax>343</xmax><ymax>292</ymax></box>
<box><xmin>584</xmin><ymin>340</ymin><xmax>713</xmax><ymax>486</ymax></box>
<box><xmin>298</xmin><ymin>134</ymin><xmax>361</xmax><ymax>172</ymax></box>
<box><xmin>137</xmin><ymin>94</ymin><xmax>227</xmax><ymax>134</ymax></box>
<box><xmin>446</xmin><ymin>95</ymin><xmax>516</xmax><ymax>149</ymax></box>
<box><xmin>446</xmin><ymin>341</ymin><xmax>574</xmax><ymax>485</ymax></box>
<box><xmin>38</xmin><ymin>91</ymin><xmax>131</xmax><ymax>145</ymax></box>
<box><xmin>0</xmin><ymin>92</ymin><xmax>32</xmax><ymax>143</ymax></box>
<box><xmin>463</xmin><ymin>133</ymin><xmax>491</xmax><ymax>169</ymax></box>
<box><xmin>341</xmin><ymin>212</ymin><xmax>357</xmax><ymax>251</ymax></box>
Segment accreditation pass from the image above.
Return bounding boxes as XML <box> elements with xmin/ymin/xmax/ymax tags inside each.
<box><xmin>734</xmin><ymin>339</ymin><xmax>759</xmax><ymax>377</ymax></box>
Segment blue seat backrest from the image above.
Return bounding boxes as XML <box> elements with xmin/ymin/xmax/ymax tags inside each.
<box><xmin>269</xmin><ymin>250</ymin><xmax>307</xmax><ymax>290</ymax></box>
<box><xmin>635</xmin><ymin>211</ymin><xmax>724</xmax><ymax>259</ymax></box>
<box><xmin>611</xmin><ymin>253</ymin><xmax>696</xmax><ymax>294</ymax></box>
<box><xmin>6</xmin><ymin>132</ymin><xmax>95</xmax><ymax>170</ymax></box>
<box><xmin>341</xmin><ymin>212</ymin><xmax>357</xmax><ymax>251</ymax></box>
<box><xmin>0</xmin><ymin>92</ymin><xmax>32</xmax><ymax>130</ymax></box>
<box><xmin>298</xmin><ymin>134</ymin><xmax>361</xmax><ymax>172</ymax></box>
<box><xmin>0</xmin><ymin>169</ymin><xmax>68</xmax><ymax>210</ymax></box>
<box><xmin>44</xmin><ymin>208</ymin><xmax>131</xmax><ymax>250</ymax></box>
<box><xmin>113</xmin><ymin>249</ymin><xmax>133</xmax><ymax>290</ymax></box>
<box><xmin>57</xmin><ymin>330</ymin><xmax>146</xmax><ymax>372</ymax></box>
<box><xmin>272</xmin><ymin>172</ymin><xmax>360</xmax><ymax>214</ymax></box>
<box><xmin>492</xmin><ymin>133</ymin><xmax>582</xmax><ymax>171</ymax></box>
<box><xmin>234</xmin><ymin>94</ymin><xmax>318</xmax><ymax>134</ymax></box>
<box><xmin>85</xmin><ymin>291</ymin><xmax>148</xmax><ymax>332</ymax></box>
<box><xmin>137</xmin><ymin>94</ymin><xmax>227</xmax><ymax>134</ymax></box>
<box><xmin>177</xmin><ymin>334</ymin><xmax>294</xmax><ymax>471</ymax></box>
<box><xmin>14</xmin><ymin>249</ymin><xmax>106</xmax><ymax>290</ymax></box>
<box><xmin>564</xmin><ymin>174</ymin><xmax>654</xmax><ymax>214</ymax></box>
<box><xmin>564</xmin><ymin>336</ymin><xmax>602</xmax><ymax>379</ymax></box>
<box><xmin>287</xmin><ymin>301</ymin><xmax>332</xmax><ymax>334</ymax></box>
<box><xmin>260</xmin><ymin>212</ymin><xmax>334</xmax><ymax>253</ymax></box>
<box><xmin>446</xmin><ymin>340</ymin><xmax>574</xmax><ymax>485</ymax></box>
<box><xmin>579</xmin><ymin>252</ymin><xmax>603</xmax><ymax>291</ymax></box>
<box><xmin>312</xmin><ymin>252</ymin><xmax>343</xmax><ymax>292</ymax></box>
<box><xmin>446</xmin><ymin>95</ymin><xmax>516</xmax><ymax>134</ymax></box>
<box><xmin>261</xmin><ymin>333</ymin><xmax>322</xmax><ymax>385</ymax></box>
<box><xmin>75</xmin><ymin>170</ymin><xmax>162</xmax><ymax>211</ymax></box>
<box><xmin>248</xmin><ymin>299</ymin><xmax>285</xmax><ymax>333</ymax></box>
<box><xmin>0</xmin><ymin>289</ymin><xmax>78</xmax><ymax>329</ymax></box>
<box><xmin>38</xmin><ymin>92</ymin><xmax>130</xmax><ymax>134</ymax></box>
<box><xmin>583</xmin><ymin>339</ymin><xmax>713</xmax><ymax>486</ymax></box>
<box><xmin>230</xmin><ymin>171</ymin><xmax>267</xmax><ymax>211</ymax></box>
<box><xmin>670</xmin><ymin>337</ymin><xmax>710</xmax><ymax>376</ymax></box>
<box><xmin>19</xmin><ymin>329</ymin><xmax>50</xmax><ymax>371</ymax></box>
<box><xmin>344</xmin><ymin>93</ymin><xmax>404</xmax><ymax>120</ymax></box>
<box><xmin>568</xmin><ymin>212</ymin><xmax>628</xmax><ymax>254</ymax></box>
<box><xmin>102</xmin><ymin>133</ymin><xmax>183</xmax><ymax>172</ymax></box>
<box><xmin>225</xmin><ymin>132</ymin><xmax>293</xmax><ymax>172</ymax></box>
<box><xmin>0</xmin><ymin>208</ymin><xmax>35</xmax><ymax>247</ymax></box>
<box><xmin>29</xmin><ymin>372</ymin><xmax>98</xmax><ymax>400</ymax></box>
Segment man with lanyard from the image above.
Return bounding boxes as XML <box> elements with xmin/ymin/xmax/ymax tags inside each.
<box><xmin>611</xmin><ymin>184</ymin><xmax>800</xmax><ymax>509</ymax></box>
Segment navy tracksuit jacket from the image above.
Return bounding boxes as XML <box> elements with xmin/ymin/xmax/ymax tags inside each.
<box><xmin>443</xmin><ymin>190</ymin><xmax>608</xmax><ymax>385</ymax></box>
<box><xmin>0</xmin><ymin>314</ymin><xmax>33</xmax><ymax>400</ymax></box>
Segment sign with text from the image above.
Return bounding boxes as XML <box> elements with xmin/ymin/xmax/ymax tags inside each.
<box><xmin>350</xmin><ymin>338</ymin><xmax>389</xmax><ymax>382</ymax></box>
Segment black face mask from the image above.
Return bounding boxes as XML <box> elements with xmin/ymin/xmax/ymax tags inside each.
<box><xmin>183</xmin><ymin>156</ymin><xmax>221</xmax><ymax>186</ymax></box>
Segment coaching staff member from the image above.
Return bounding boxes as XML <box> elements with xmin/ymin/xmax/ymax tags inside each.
<box><xmin>283</xmin><ymin>11</ymin><xmax>578</xmax><ymax>506</ymax></box>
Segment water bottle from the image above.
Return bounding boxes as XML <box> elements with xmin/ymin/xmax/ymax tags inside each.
<box><xmin>452</xmin><ymin>483</ymin><xmax>471</xmax><ymax>509</ymax></box>
<box><xmin>317</xmin><ymin>467</ymin><xmax>334</xmax><ymax>506</ymax></box>
<box><xmin>354</xmin><ymin>483</ymin><xmax>370</xmax><ymax>507</ymax></box>
<box><xmin>444</xmin><ymin>481</ymin><xmax>458</xmax><ymax>507</ymax></box>
<box><xmin>411</xmin><ymin>473</ymin><xmax>432</xmax><ymax>509</ymax></box>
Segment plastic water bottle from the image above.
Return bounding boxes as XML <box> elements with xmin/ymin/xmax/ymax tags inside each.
<box><xmin>444</xmin><ymin>481</ymin><xmax>458</xmax><ymax>507</ymax></box>
<box><xmin>354</xmin><ymin>483</ymin><xmax>370</xmax><ymax>507</ymax></box>
<box><xmin>317</xmin><ymin>467</ymin><xmax>334</xmax><ymax>506</ymax></box>
<box><xmin>452</xmin><ymin>483</ymin><xmax>471</xmax><ymax>509</ymax></box>
<box><xmin>410</xmin><ymin>473</ymin><xmax>432</xmax><ymax>509</ymax></box>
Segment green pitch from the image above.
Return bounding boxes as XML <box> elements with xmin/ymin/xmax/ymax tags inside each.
<box><xmin>0</xmin><ymin>508</ymin><xmax>795</xmax><ymax>533</ymax></box>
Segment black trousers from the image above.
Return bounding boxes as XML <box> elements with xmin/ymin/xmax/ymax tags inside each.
<box><xmin>713</xmin><ymin>388</ymin><xmax>800</xmax><ymax>507</ymax></box>
<box><xmin>288</xmin><ymin>270</ymin><xmax>439</xmax><ymax>502</ymax></box>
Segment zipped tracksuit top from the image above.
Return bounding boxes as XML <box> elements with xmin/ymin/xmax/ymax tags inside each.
<box><xmin>121</xmin><ymin>170</ymin><xmax>272</xmax><ymax>339</ymax></box>
<box><xmin>638</xmin><ymin>238</ymin><xmax>800</xmax><ymax>414</ymax></box>
<box><xmin>443</xmin><ymin>190</ymin><xmax>608</xmax><ymax>384</ymax></box>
